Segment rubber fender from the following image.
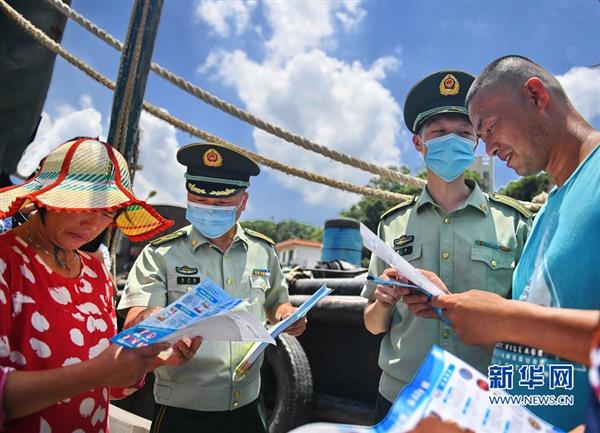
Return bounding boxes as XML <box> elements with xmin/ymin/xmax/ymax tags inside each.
<box><xmin>262</xmin><ymin>333</ymin><xmax>313</xmax><ymax>433</ymax></box>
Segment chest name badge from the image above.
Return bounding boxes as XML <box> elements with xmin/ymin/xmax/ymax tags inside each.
<box><xmin>177</xmin><ymin>276</ymin><xmax>201</xmax><ymax>285</ymax></box>
<box><xmin>176</xmin><ymin>266</ymin><xmax>199</xmax><ymax>275</ymax></box>
<box><xmin>395</xmin><ymin>246</ymin><xmax>413</xmax><ymax>256</ymax></box>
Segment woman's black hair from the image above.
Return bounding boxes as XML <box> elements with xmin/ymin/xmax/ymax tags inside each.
<box><xmin>37</xmin><ymin>206</ymin><xmax>46</xmax><ymax>222</ymax></box>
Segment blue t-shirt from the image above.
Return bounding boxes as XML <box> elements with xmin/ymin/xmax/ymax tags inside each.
<box><xmin>492</xmin><ymin>144</ymin><xmax>600</xmax><ymax>431</ymax></box>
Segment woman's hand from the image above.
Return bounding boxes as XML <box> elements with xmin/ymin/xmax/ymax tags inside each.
<box><xmin>93</xmin><ymin>342</ymin><xmax>170</xmax><ymax>387</ymax></box>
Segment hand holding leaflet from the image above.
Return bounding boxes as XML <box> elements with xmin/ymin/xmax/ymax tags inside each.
<box><xmin>360</xmin><ymin>223</ymin><xmax>445</xmax><ymax>297</ymax></box>
<box><xmin>366</xmin><ymin>275</ymin><xmax>451</xmax><ymax>325</ymax></box>
<box><xmin>366</xmin><ymin>275</ymin><xmax>423</xmax><ymax>292</ymax></box>
<box><xmin>112</xmin><ymin>277</ymin><xmax>275</xmax><ymax>348</ymax></box>
<box><xmin>233</xmin><ymin>284</ymin><xmax>333</xmax><ymax>380</ymax></box>
<box><xmin>288</xmin><ymin>346</ymin><xmax>563</xmax><ymax>433</ymax></box>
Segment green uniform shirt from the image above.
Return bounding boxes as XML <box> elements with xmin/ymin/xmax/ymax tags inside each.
<box><xmin>361</xmin><ymin>180</ymin><xmax>531</xmax><ymax>403</ymax></box>
<box><xmin>118</xmin><ymin>223</ymin><xmax>289</xmax><ymax>411</ymax></box>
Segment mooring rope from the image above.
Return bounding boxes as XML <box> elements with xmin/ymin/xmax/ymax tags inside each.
<box><xmin>45</xmin><ymin>0</ymin><xmax>426</xmax><ymax>189</ymax></box>
<box><xmin>0</xmin><ymin>0</ymin><xmax>413</xmax><ymax>203</ymax></box>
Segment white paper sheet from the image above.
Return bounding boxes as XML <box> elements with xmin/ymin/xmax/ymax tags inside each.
<box><xmin>112</xmin><ymin>277</ymin><xmax>274</xmax><ymax>348</ymax></box>
<box><xmin>360</xmin><ymin>223</ymin><xmax>445</xmax><ymax>297</ymax></box>
<box><xmin>289</xmin><ymin>346</ymin><xmax>563</xmax><ymax>433</ymax></box>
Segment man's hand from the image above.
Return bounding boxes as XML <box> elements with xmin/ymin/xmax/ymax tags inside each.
<box><xmin>281</xmin><ymin>310</ymin><xmax>307</xmax><ymax>337</ymax></box>
<box><xmin>151</xmin><ymin>336</ymin><xmax>203</xmax><ymax>368</ymax></box>
<box><xmin>400</xmin><ymin>269</ymin><xmax>449</xmax><ymax>319</ymax></box>
<box><xmin>270</xmin><ymin>303</ymin><xmax>307</xmax><ymax>337</ymax></box>
<box><xmin>432</xmin><ymin>290</ymin><xmax>510</xmax><ymax>345</ymax></box>
<box><xmin>373</xmin><ymin>268</ymin><xmax>404</xmax><ymax>306</ymax></box>
<box><xmin>123</xmin><ymin>306</ymin><xmax>163</xmax><ymax>329</ymax></box>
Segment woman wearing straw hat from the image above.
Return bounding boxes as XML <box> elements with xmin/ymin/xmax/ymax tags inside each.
<box><xmin>0</xmin><ymin>137</ymin><xmax>202</xmax><ymax>433</ymax></box>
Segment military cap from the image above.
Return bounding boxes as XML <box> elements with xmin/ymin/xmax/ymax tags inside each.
<box><xmin>176</xmin><ymin>142</ymin><xmax>260</xmax><ymax>198</ymax></box>
<box><xmin>404</xmin><ymin>70</ymin><xmax>475</xmax><ymax>134</ymax></box>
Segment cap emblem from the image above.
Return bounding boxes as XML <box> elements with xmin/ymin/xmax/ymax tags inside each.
<box><xmin>439</xmin><ymin>74</ymin><xmax>460</xmax><ymax>96</ymax></box>
<box><xmin>203</xmin><ymin>148</ymin><xmax>223</xmax><ymax>167</ymax></box>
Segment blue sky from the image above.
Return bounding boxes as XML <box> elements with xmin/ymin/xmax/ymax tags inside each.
<box><xmin>17</xmin><ymin>0</ymin><xmax>600</xmax><ymax>227</ymax></box>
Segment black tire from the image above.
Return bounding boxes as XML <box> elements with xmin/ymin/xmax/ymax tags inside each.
<box><xmin>262</xmin><ymin>333</ymin><xmax>313</xmax><ymax>433</ymax></box>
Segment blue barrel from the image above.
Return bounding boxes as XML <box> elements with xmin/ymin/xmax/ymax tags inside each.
<box><xmin>321</xmin><ymin>218</ymin><xmax>362</xmax><ymax>266</ymax></box>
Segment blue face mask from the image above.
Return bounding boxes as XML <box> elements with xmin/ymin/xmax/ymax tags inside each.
<box><xmin>424</xmin><ymin>133</ymin><xmax>476</xmax><ymax>182</ymax></box>
<box><xmin>186</xmin><ymin>201</ymin><xmax>239</xmax><ymax>239</ymax></box>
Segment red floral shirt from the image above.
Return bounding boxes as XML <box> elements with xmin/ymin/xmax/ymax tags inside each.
<box><xmin>0</xmin><ymin>231</ymin><xmax>135</xmax><ymax>433</ymax></box>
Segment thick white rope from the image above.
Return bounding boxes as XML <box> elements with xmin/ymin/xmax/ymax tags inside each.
<box><xmin>0</xmin><ymin>0</ymin><xmax>412</xmax><ymax>203</ymax></box>
<box><xmin>45</xmin><ymin>0</ymin><xmax>427</xmax><ymax>189</ymax></box>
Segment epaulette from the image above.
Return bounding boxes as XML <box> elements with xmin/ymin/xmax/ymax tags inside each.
<box><xmin>380</xmin><ymin>195</ymin><xmax>417</xmax><ymax>221</ymax></box>
<box><xmin>149</xmin><ymin>229</ymin><xmax>188</xmax><ymax>247</ymax></box>
<box><xmin>488</xmin><ymin>193</ymin><xmax>532</xmax><ymax>219</ymax></box>
<box><xmin>243</xmin><ymin>228</ymin><xmax>275</xmax><ymax>245</ymax></box>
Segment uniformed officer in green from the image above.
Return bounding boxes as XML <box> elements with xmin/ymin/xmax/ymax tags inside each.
<box><xmin>118</xmin><ymin>143</ymin><xmax>306</xmax><ymax>433</ymax></box>
<box><xmin>362</xmin><ymin>70</ymin><xmax>532</xmax><ymax>422</ymax></box>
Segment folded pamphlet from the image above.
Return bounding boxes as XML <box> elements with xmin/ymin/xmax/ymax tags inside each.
<box><xmin>360</xmin><ymin>223</ymin><xmax>445</xmax><ymax>297</ymax></box>
<box><xmin>112</xmin><ymin>277</ymin><xmax>275</xmax><ymax>348</ymax></box>
<box><xmin>233</xmin><ymin>284</ymin><xmax>333</xmax><ymax>380</ymax></box>
<box><xmin>289</xmin><ymin>346</ymin><xmax>563</xmax><ymax>433</ymax></box>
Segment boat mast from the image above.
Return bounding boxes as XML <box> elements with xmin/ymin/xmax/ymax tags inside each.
<box><xmin>107</xmin><ymin>0</ymin><xmax>164</xmax><ymax>259</ymax></box>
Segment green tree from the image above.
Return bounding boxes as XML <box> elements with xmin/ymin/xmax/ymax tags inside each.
<box><xmin>339</xmin><ymin>167</ymin><xmax>490</xmax><ymax>266</ymax></box>
<box><xmin>500</xmin><ymin>173</ymin><xmax>552</xmax><ymax>201</ymax></box>
<box><xmin>464</xmin><ymin>169</ymin><xmax>484</xmax><ymax>187</ymax></box>
<box><xmin>341</xmin><ymin>167</ymin><xmax>486</xmax><ymax>233</ymax></box>
<box><xmin>340</xmin><ymin>166</ymin><xmax>422</xmax><ymax>266</ymax></box>
<box><xmin>340</xmin><ymin>166</ymin><xmax>422</xmax><ymax>233</ymax></box>
<box><xmin>240</xmin><ymin>219</ymin><xmax>322</xmax><ymax>243</ymax></box>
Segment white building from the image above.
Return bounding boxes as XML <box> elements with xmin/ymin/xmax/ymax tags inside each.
<box><xmin>470</xmin><ymin>155</ymin><xmax>495</xmax><ymax>192</ymax></box>
<box><xmin>275</xmin><ymin>239</ymin><xmax>322</xmax><ymax>268</ymax></box>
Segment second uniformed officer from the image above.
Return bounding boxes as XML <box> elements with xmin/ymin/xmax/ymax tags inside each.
<box><xmin>362</xmin><ymin>70</ymin><xmax>532</xmax><ymax>422</ymax></box>
<box><xmin>118</xmin><ymin>143</ymin><xmax>306</xmax><ymax>433</ymax></box>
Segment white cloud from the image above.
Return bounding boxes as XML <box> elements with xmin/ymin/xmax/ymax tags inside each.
<box><xmin>195</xmin><ymin>0</ymin><xmax>257</xmax><ymax>37</ymax></box>
<box><xmin>134</xmin><ymin>111</ymin><xmax>186</xmax><ymax>206</ymax></box>
<box><xmin>79</xmin><ymin>94</ymin><xmax>94</xmax><ymax>110</ymax></box>
<box><xmin>17</xmin><ymin>96</ymin><xmax>102</xmax><ymax>177</ymax></box>
<box><xmin>264</xmin><ymin>1</ymin><xmax>366</xmax><ymax>61</ymax></box>
<box><xmin>335</xmin><ymin>1</ymin><xmax>366</xmax><ymax>31</ymax></box>
<box><xmin>199</xmin><ymin>1</ymin><xmax>403</xmax><ymax>208</ymax></box>
<box><xmin>557</xmin><ymin>66</ymin><xmax>600</xmax><ymax>122</ymax></box>
<box><xmin>203</xmin><ymin>48</ymin><xmax>402</xmax><ymax>207</ymax></box>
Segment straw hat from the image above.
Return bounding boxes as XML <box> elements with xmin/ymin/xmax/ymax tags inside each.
<box><xmin>0</xmin><ymin>137</ymin><xmax>173</xmax><ymax>242</ymax></box>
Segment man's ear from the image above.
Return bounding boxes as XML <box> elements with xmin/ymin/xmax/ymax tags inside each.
<box><xmin>413</xmin><ymin>134</ymin><xmax>425</xmax><ymax>154</ymax></box>
<box><xmin>523</xmin><ymin>77</ymin><xmax>550</xmax><ymax>113</ymax></box>
<box><xmin>239</xmin><ymin>191</ymin><xmax>249</xmax><ymax>213</ymax></box>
